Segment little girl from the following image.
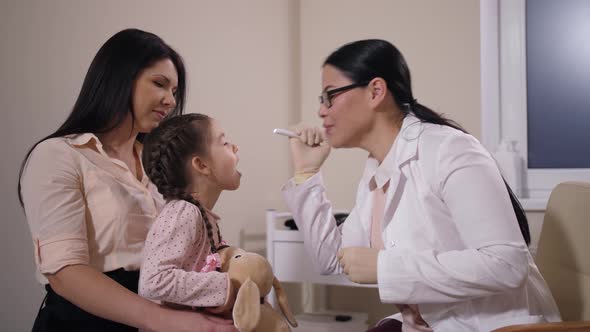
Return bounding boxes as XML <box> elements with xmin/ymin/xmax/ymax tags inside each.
<box><xmin>139</xmin><ymin>113</ymin><xmax>241</xmax><ymax>315</ymax></box>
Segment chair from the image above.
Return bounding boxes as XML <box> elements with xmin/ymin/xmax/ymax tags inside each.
<box><xmin>493</xmin><ymin>182</ymin><xmax>590</xmax><ymax>331</ymax></box>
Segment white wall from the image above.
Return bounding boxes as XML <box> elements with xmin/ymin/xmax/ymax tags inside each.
<box><xmin>0</xmin><ymin>0</ymin><xmax>547</xmax><ymax>330</ymax></box>
<box><xmin>299</xmin><ymin>0</ymin><xmax>481</xmax><ymax>211</ymax></box>
<box><xmin>0</xmin><ymin>1</ymin><xmax>295</xmax><ymax>330</ymax></box>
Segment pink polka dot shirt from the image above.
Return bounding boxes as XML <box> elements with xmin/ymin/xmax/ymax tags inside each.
<box><xmin>139</xmin><ymin>200</ymin><xmax>229</xmax><ymax>308</ymax></box>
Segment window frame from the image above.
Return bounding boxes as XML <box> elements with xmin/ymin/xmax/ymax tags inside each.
<box><xmin>480</xmin><ymin>0</ymin><xmax>590</xmax><ymax>210</ymax></box>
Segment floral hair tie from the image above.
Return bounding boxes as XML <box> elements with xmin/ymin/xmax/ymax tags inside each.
<box><xmin>200</xmin><ymin>253</ymin><xmax>221</xmax><ymax>272</ymax></box>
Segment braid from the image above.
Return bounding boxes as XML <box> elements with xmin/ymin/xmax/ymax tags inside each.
<box><xmin>144</xmin><ymin>135</ymin><xmax>185</xmax><ymax>200</ymax></box>
<box><xmin>143</xmin><ymin>113</ymin><xmax>209</xmax><ymax>200</ymax></box>
<box><xmin>150</xmin><ymin>136</ymin><xmax>220</xmax><ymax>253</ymax></box>
<box><xmin>142</xmin><ymin>113</ymin><xmax>222</xmax><ymax>253</ymax></box>
<box><xmin>183</xmin><ymin>195</ymin><xmax>219</xmax><ymax>254</ymax></box>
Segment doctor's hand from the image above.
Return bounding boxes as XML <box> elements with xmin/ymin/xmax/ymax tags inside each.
<box><xmin>338</xmin><ymin>247</ymin><xmax>379</xmax><ymax>284</ymax></box>
<box><xmin>288</xmin><ymin>124</ymin><xmax>331</xmax><ymax>174</ymax></box>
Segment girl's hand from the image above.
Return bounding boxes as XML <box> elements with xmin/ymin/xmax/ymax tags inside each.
<box><xmin>337</xmin><ymin>247</ymin><xmax>379</xmax><ymax>284</ymax></box>
<box><xmin>288</xmin><ymin>124</ymin><xmax>331</xmax><ymax>174</ymax></box>
<box><xmin>206</xmin><ymin>278</ymin><xmax>237</xmax><ymax>317</ymax></box>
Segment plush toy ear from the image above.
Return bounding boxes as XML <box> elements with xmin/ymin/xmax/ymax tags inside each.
<box><xmin>273</xmin><ymin>276</ymin><xmax>298</xmax><ymax>327</ymax></box>
<box><xmin>233</xmin><ymin>277</ymin><xmax>261</xmax><ymax>332</ymax></box>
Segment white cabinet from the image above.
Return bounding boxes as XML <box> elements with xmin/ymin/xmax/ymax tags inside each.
<box><xmin>265</xmin><ymin>210</ymin><xmax>373</xmax><ymax>331</ymax></box>
<box><xmin>266</xmin><ymin>209</ymin><xmax>377</xmax><ymax>287</ymax></box>
<box><xmin>265</xmin><ymin>209</ymin><xmax>379</xmax><ymax>289</ymax></box>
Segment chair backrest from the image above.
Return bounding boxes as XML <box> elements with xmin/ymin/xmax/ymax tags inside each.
<box><xmin>535</xmin><ymin>182</ymin><xmax>590</xmax><ymax>321</ymax></box>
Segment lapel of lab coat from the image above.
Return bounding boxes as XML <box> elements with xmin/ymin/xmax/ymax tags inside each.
<box><xmin>380</xmin><ymin>116</ymin><xmax>422</xmax><ymax>234</ymax></box>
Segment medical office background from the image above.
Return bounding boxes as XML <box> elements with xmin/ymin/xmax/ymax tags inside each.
<box><xmin>1</xmin><ymin>0</ymin><xmax>588</xmax><ymax>330</ymax></box>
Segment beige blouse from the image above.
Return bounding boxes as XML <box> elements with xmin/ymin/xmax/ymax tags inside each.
<box><xmin>21</xmin><ymin>133</ymin><xmax>165</xmax><ymax>284</ymax></box>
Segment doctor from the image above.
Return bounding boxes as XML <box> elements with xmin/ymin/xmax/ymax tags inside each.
<box><xmin>281</xmin><ymin>39</ymin><xmax>560</xmax><ymax>332</ymax></box>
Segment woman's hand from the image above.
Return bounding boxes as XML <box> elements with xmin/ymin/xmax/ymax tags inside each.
<box><xmin>338</xmin><ymin>247</ymin><xmax>379</xmax><ymax>284</ymax></box>
<box><xmin>288</xmin><ymin>124</ymin><xmax>331</xmax><ymax>174</ymax></box>
<box><xmin>152</xmin><ymin>306</ymin><xmax>238</xmax><ymax>332</ymax></box>
<box><xmin>45</xmin><ymin>264</ymin><xmax>237</xmax><ymax>332</ymax></box>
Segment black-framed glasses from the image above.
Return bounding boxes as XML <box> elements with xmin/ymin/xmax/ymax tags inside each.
<box><xmin>318</xmin><ymin>81</ymin><xmax>370</xmax><ymax>108</ymax></box>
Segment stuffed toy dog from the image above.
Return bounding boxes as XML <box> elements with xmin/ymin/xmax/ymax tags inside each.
<box><xmin>218</xmin><ymin>246</ymin><xmax>298</xmax><ymax>332</ymax></box>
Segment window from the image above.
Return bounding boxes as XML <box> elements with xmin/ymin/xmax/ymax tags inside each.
<box><xmin>481</xmin><ymin>0</ymin><xmax>590</xmax><ymax>210</ymax></box>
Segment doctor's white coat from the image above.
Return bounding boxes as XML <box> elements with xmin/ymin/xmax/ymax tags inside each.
<box><xmin>281</xmin><ymin>115</ymin><xmax>560</xmax><ymax>331</ymax></box>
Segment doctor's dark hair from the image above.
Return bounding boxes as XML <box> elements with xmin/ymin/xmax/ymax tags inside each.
<box><xmin>142</xmin><ymin>114</ymin><xmax>223</xmax><ymax>254</ymax></box>
<box><xmin>18</xmin><ymin>28</ymin><xmax>186</xmax><ymax>207</ymax></box>
<box><xmin>324</xmin><ymin>39</ymin><xmax>531</xmax><ymax>245</ymax></box>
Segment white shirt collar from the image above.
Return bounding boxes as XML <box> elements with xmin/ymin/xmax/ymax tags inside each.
<box><xmin>362</xmin><ymin>113</ymin><xmax>422</xmax><ymax>190</ymax></box>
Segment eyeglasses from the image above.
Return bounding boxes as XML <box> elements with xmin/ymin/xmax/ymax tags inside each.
<box><xmin>318</xmin><ymin>82</ymin><xmax>370</xmax><ymax>108</ymax></box>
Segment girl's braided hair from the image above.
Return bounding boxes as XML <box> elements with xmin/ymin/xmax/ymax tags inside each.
<box><xmin>142</xmin><ymin>113</ymin><xmax>222</xmax><ymax>253</ymax></box>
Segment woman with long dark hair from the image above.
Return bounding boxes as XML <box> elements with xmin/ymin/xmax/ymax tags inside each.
<box><xmin>282</xmin><ymin>39</ymin><xmax>560</xmax><ymax>331</ymax></box>
<box><xmin>19</xmin><ymin>28</ymin><xmax>236</xmax><ymax>332</ymax></box>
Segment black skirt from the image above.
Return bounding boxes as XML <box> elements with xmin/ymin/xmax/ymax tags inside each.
<box><xmin>32</xmin><ymin>268</ymin><xmax>139</xmax><ymax>332</ymax></box>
